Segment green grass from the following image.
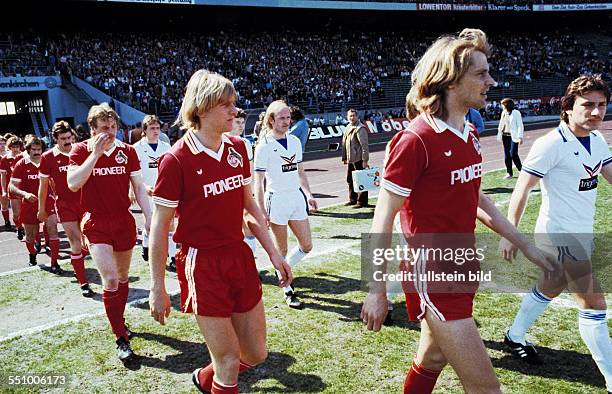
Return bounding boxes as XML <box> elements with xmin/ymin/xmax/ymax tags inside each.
<box><xmin>0</xmin><ymin>169</ymin><xmax>609</xmax><ymax>393</ymax></box>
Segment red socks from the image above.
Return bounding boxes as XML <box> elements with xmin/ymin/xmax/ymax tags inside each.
<box><xmin>70</xmin><ymin>252</ymin><xmax>88</xmax><ymax>285</ymax></box>
<box><xmin>198</xmin><ymin>360</ymin><xmax>252</xmax><ymax>392</ymax></box>
<box><xmin>49</xmin><ymin>239</ymin><xmax>59</xmax><ymax>265</ymax></box>
<box><xmin>404</xmin><ymin>361</ymin><xmax>441</xmax><ymax>394</ymax></box>
<box><xmin>26</xmin><ymin>240</ymin><xmax>36</xmax><ymax>255</ymax></box>
<box><xmin>1</xmin><ymin>209</ymin><xmax>9</xmax><ymax>224</ymax></box>
<box><xmin>211</xmin><ymin>380</ymin><xmax>238</xmax><ymax>394</ymax></box>
<box><xmin>118</xmin><ymin>280</ymin><xmax>129</xmax><ymax>321</ymax></box>
<box><xmin>102</xmin><ymin>287</ymin><xmax>128</xmax><ymax>340</ymax></box>
<box><xmin>43</xmin><ymin>226</ymin><xmax>50</xmax><ymax>247</ymax></box>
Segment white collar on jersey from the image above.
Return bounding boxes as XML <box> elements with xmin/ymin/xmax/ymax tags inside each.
<box><xmin>422</xmin><ymin>113</ymin><xmax>471</xmax><ymax>143</ymax></box>
<box><xmin>557</xmin><ymin>121</ymin><xmax>598</xmax><ymax>142</ymax></box>
<box><xmin>87</xmin><ymin>138</ymin><xmax>125</xmax><ymax>157</ymax></box>
<box><xmin>23</xmin><ymin>154</ymin><xmax>40</xmax><ymax>168</ymax></box>
<box><xmin>185</xmin><ymin>131</ymin><xmax>233</xmax><ymax>162</ymax></box>
<box><xmin>52</xmin><ymin>145</ymin><xmax>70</xmax><ymax>157</ymax></box>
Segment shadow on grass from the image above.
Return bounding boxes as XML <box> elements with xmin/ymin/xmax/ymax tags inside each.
<box><xmin>261</xmin><ymin>271</ymin><xmax>419</xmax><ymax>331</ymax></box>
<box><xmin>482</xmin><ymin>187</ymin><xmax>515</xmax><ymax>195</ymax></box>
<box><xmin>125</xmin><ymin>331</ymin><xmax>326</xmax><ymax>392</ymax></box>
<box><xmin>486</xmin><ymin>339</ymin><xmax>606</xmax><ymax>389</ymax></box>
<box><xmin>312</xmin><ymin>193</ymin><xmax>338</xmax><ymax>199</ymax></box>
<box><xmin>311</xmin><ymin>210</ymin><xmax>373</xmax><ymax>220</ymax></box>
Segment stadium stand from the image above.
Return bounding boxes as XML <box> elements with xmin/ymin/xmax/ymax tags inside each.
<box><xmin>1</xmin><ymin>29</ymin><xmax>609</xmax><ymax>120</ymax></box>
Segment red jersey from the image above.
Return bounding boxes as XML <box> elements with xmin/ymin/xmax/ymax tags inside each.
<box><xmin>11</xmin><ymin>156</ymin><xmax>48</xmax><ymax>198</ymax></box>
<box><xmin>69</xmin><ymin>139</ymin><xmax>140</xmax><ymax>215</ymax></box>
<box><xmin>153</xmin><ymin>132</ymin><xmax>251</xmax><ymax>250</ymax></box>
<box><xmin>0</xmin><ymin>152</ymin><xmax>23</xmax><ymax>181</ymax></box>
<box><xmin>40</xmin><ymin>146</ymin><xmax>80</xmax><ymax>205</ymax></box>
<box><xmin>382</xmin><ymin>113</ymin><xmax>482</xmax><ymax>235</ymax></box>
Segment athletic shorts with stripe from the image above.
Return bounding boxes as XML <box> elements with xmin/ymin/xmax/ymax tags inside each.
<box><xmin>400</xmin><ymin>257</ymin><xmax>480</xmax><ymax>322</ymax></box>
<box><xmin>55</xmin><ymin>199</ymin><xmax>84</xmax><ymax>223</ymax></box>
<box><xmin>81</xmin><ymin>211</ymin><xmax>136</xmax><ymax>252</ymax></box>
<box><xmin>176</xmin><ymin>240</ymin><xmax>262</xmax><ymax>317</ymax></box>
<box><xmin>265</xmin><ymin>189</ymin><xmax>308</xmax><ymax>225</ymax></box>
<box><xmin>20</xmin><ymin>198</ymin><xmax>55</xmax><ymax>225</ymax></box>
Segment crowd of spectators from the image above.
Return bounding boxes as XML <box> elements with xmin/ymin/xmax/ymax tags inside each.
<box><xmin>323</xmin><ymin>0</ymin><xmax>607</xmax><ymax>4</ymax></box>
<box><xmin>1</xmin><ymin>29</ymin><xmax>609</xmax><ymax>117</ymax></box>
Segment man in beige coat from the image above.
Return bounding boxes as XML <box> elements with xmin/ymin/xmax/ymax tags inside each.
<box><xmin>342</xmin><ymin>109</ymin><xmax>371</xmax><ymax>208</ymax></box>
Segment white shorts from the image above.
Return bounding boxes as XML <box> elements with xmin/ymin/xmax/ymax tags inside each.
<box><xmin>535</xmin><ymin>233</ymin><xmax>594</xmax><ymax>262</ymax></box>
<box><xmin>265</xmin><ymin>189</ymin><xmax>308</xmax><ymax>225</ymax></box>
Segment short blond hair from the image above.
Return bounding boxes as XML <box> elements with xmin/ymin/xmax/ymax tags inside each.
<box><xmin>407</xmin><ymin>28</ymin><xmax>491</xmax><ymax>120</ymax></box>
<box><xmin>174</xmin><ymin>69</ymin><xmax>236</xmax><ymax>131</ymax></box>
<box><xmin>263</xmin><ymin>100</ymin><xmax>290</xmax><ymax>131</ymax></box>
<box><xmin>87</xmin><ymin>103</ymin><xmax>120</xmax><ymax>129</ymax></box>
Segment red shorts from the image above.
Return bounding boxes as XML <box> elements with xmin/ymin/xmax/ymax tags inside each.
<box><xmin>401</xmin><ymin>258</ymin><xmax>480</xmax><ymax>322</ymax></box>
<box><xmin>81</xmin><ymin>211</ymin><xmax>136</xmax><ymax>252</ymax></box>
<box><xmin>176</xmin><ymin>241</ymin><xmax>262</xmax><ymax>317</ymax></box>
<box><xmin>19</xmin><ymin>198</ymin><xmax>55</xmax><ymax>225</ymax></box>
<box><xmin>55</xmin><ymin>199</ymin><xmax>84</xmax><ymax>223</ymax></box>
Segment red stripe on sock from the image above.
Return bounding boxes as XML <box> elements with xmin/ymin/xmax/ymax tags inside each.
<box><xmin>403</xmin><ymin>361</ymin><xmax>441</xmax><ymax>394</ymax></box>
<box><xmin>1</xmin><ymin>209</ymin><xmax>9</xmax><ymax>222</ymax></box>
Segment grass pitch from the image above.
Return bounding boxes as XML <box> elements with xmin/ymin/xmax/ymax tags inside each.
<box><xmin>0</xmin><ymin>169</ymin><xmax>610</xmax><ymax>393</ymax></box>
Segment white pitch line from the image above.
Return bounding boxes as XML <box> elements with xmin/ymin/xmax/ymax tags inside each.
<box><xmin>0</xmin><ymin>289</ymin><xmax>181</xmax><ymax>343</ymax></box>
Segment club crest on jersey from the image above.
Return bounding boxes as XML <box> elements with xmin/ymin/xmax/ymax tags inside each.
<box><xmin>148</xmin><ymin>156</ymin><xmax>160</xmax><ymax>169</ymax></box>
<box><xmin>115</xmin><ymin>150</ymin><xmax>128</xmax><ymax>165</ymax></box>
<box><xmin>281</xmin><ymin>154</ymin><xmax>298</xmax><ymax>172</ymax></box>
<box><xmin>227</xmin><ymin>147</ymin><xmax>243</xmax><ymax>168</ymax></box>
<box><xmin>583</xmin><ymin>161</ymin><xmax>602</xmax><ymax>177</ymax></box>
<box><xmin>472</xmin><ymin>136</ymin><xmax>481</xmax><ymax>155</ymax></box>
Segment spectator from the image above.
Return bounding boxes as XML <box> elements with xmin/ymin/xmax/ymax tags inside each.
<box><xmin>465</xmin><ymin>107</ymin><xmax>485</xmax><ymax>134</ymax></box>
<box><xmin>496</xmin><ymin>98</ymin><xmax>524</xmax><ymax>179</ymax></box>
<box><xmin>289</xmin><ymin>105</ymin><xmax>309</xmax><ymax>152</ymax></box>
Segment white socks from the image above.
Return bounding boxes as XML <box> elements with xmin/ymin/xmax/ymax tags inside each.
<box><xmin>287</xmin><ymin>245</ymin><xmax>309</xmax><ymax>267</ymax></box>
<box><xmin>244</xmin><ymin>235</ymin><xmax>257</xmax><ymax>254</ymax></box>
<box><xmin>142</xmin><ymin>229</ymin><xmax>149</xmax><ymax>248</ymax></box>
<box><xmin>508</xmin><ymin>286</ymin><xmax>551</xmax><ymax>345</ymax></box>
<box><xmin>578</xmin><ymin>309</ymin><xmax>612</xmax><ymax>391</ymax></box>
<box><xmin>168</xmin><ymin>233</ymin><xmax>176</xmax><ymax>258</ymax></box>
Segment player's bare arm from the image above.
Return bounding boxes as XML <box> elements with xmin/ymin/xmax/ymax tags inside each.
<box><xmin>130</xmin><ymin>174</ymin><xmax>152</xmax><ymax>233</ymax></box>
<box><xmin>297</xmin><ymin>163</ymin><xmax>317</xmax><ymax>212</ymax></box>
<box><xmin>9</xmin><ymin>178</ymin><xmax>36</xmax><ymax>203</ymax></box>
<box><xmin>0</xmin><ymin>171</ymin><xmax>7</xmax><ymax>197</ymax></box>
<box><xmin>148</xmin><ymin>203</ymin><xmax>174</xmax><ymax>325</ymax></box>
<box><xmin>601</xmin><ymin>162</ymin><xmax>612</xmax><ymax>184</ymax></box>
<box><xmin>37</xmin><ymin>176</ymin><xmax>50</xmax><ymax>222</ymax></box>
<box><xmin>254</xmin><ymin>170</ymin><xmax>268</xmax><ymax>221</ymax></box>
<box><xmin>67</xmin><ymin>133</ymin><xmax>109</xmax><ymax>192</ymax></box>
<box><xmin>361</xmin><ymin>188</ymin><xmax>405</xmax><ymax>332</ymax></box>
<box><xmin>477</xmin><ymin>190</ymin><xmax>555</xmax><ymax>272</ymax></box>
<box><xmin>243</xmin><ymin>185</ymin><xmax>293</xmax><ymax>287</ymax></box>
<box><xmin>498</xmin><ymin>172</ymin><xmax>540</xmax><ymax>260</ymax></box>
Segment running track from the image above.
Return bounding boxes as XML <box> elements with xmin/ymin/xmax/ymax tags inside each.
<box><xmin>1</xmin><ymin>120</ymin><xmax>611</xmax><ymax>274</ymax></box>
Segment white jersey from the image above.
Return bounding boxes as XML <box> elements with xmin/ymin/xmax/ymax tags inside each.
<box><xmin>522</xmin><ymin>122</ymin><xmax>612</xmax><ymax>234</ymax></box>
<box><xmin>242</xmin><ymin>137</ymin><xmax>254</xmax><ymax>162</ymax></box>
<box><xmin>133</xmin><ymin>138</ymin><xmax>172</xmax><ymax>187</ymax></box>
<box><xmin>254</xmin><ymin>134</ymin><xmax>302</xmax><ymax>193</ymax></box>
